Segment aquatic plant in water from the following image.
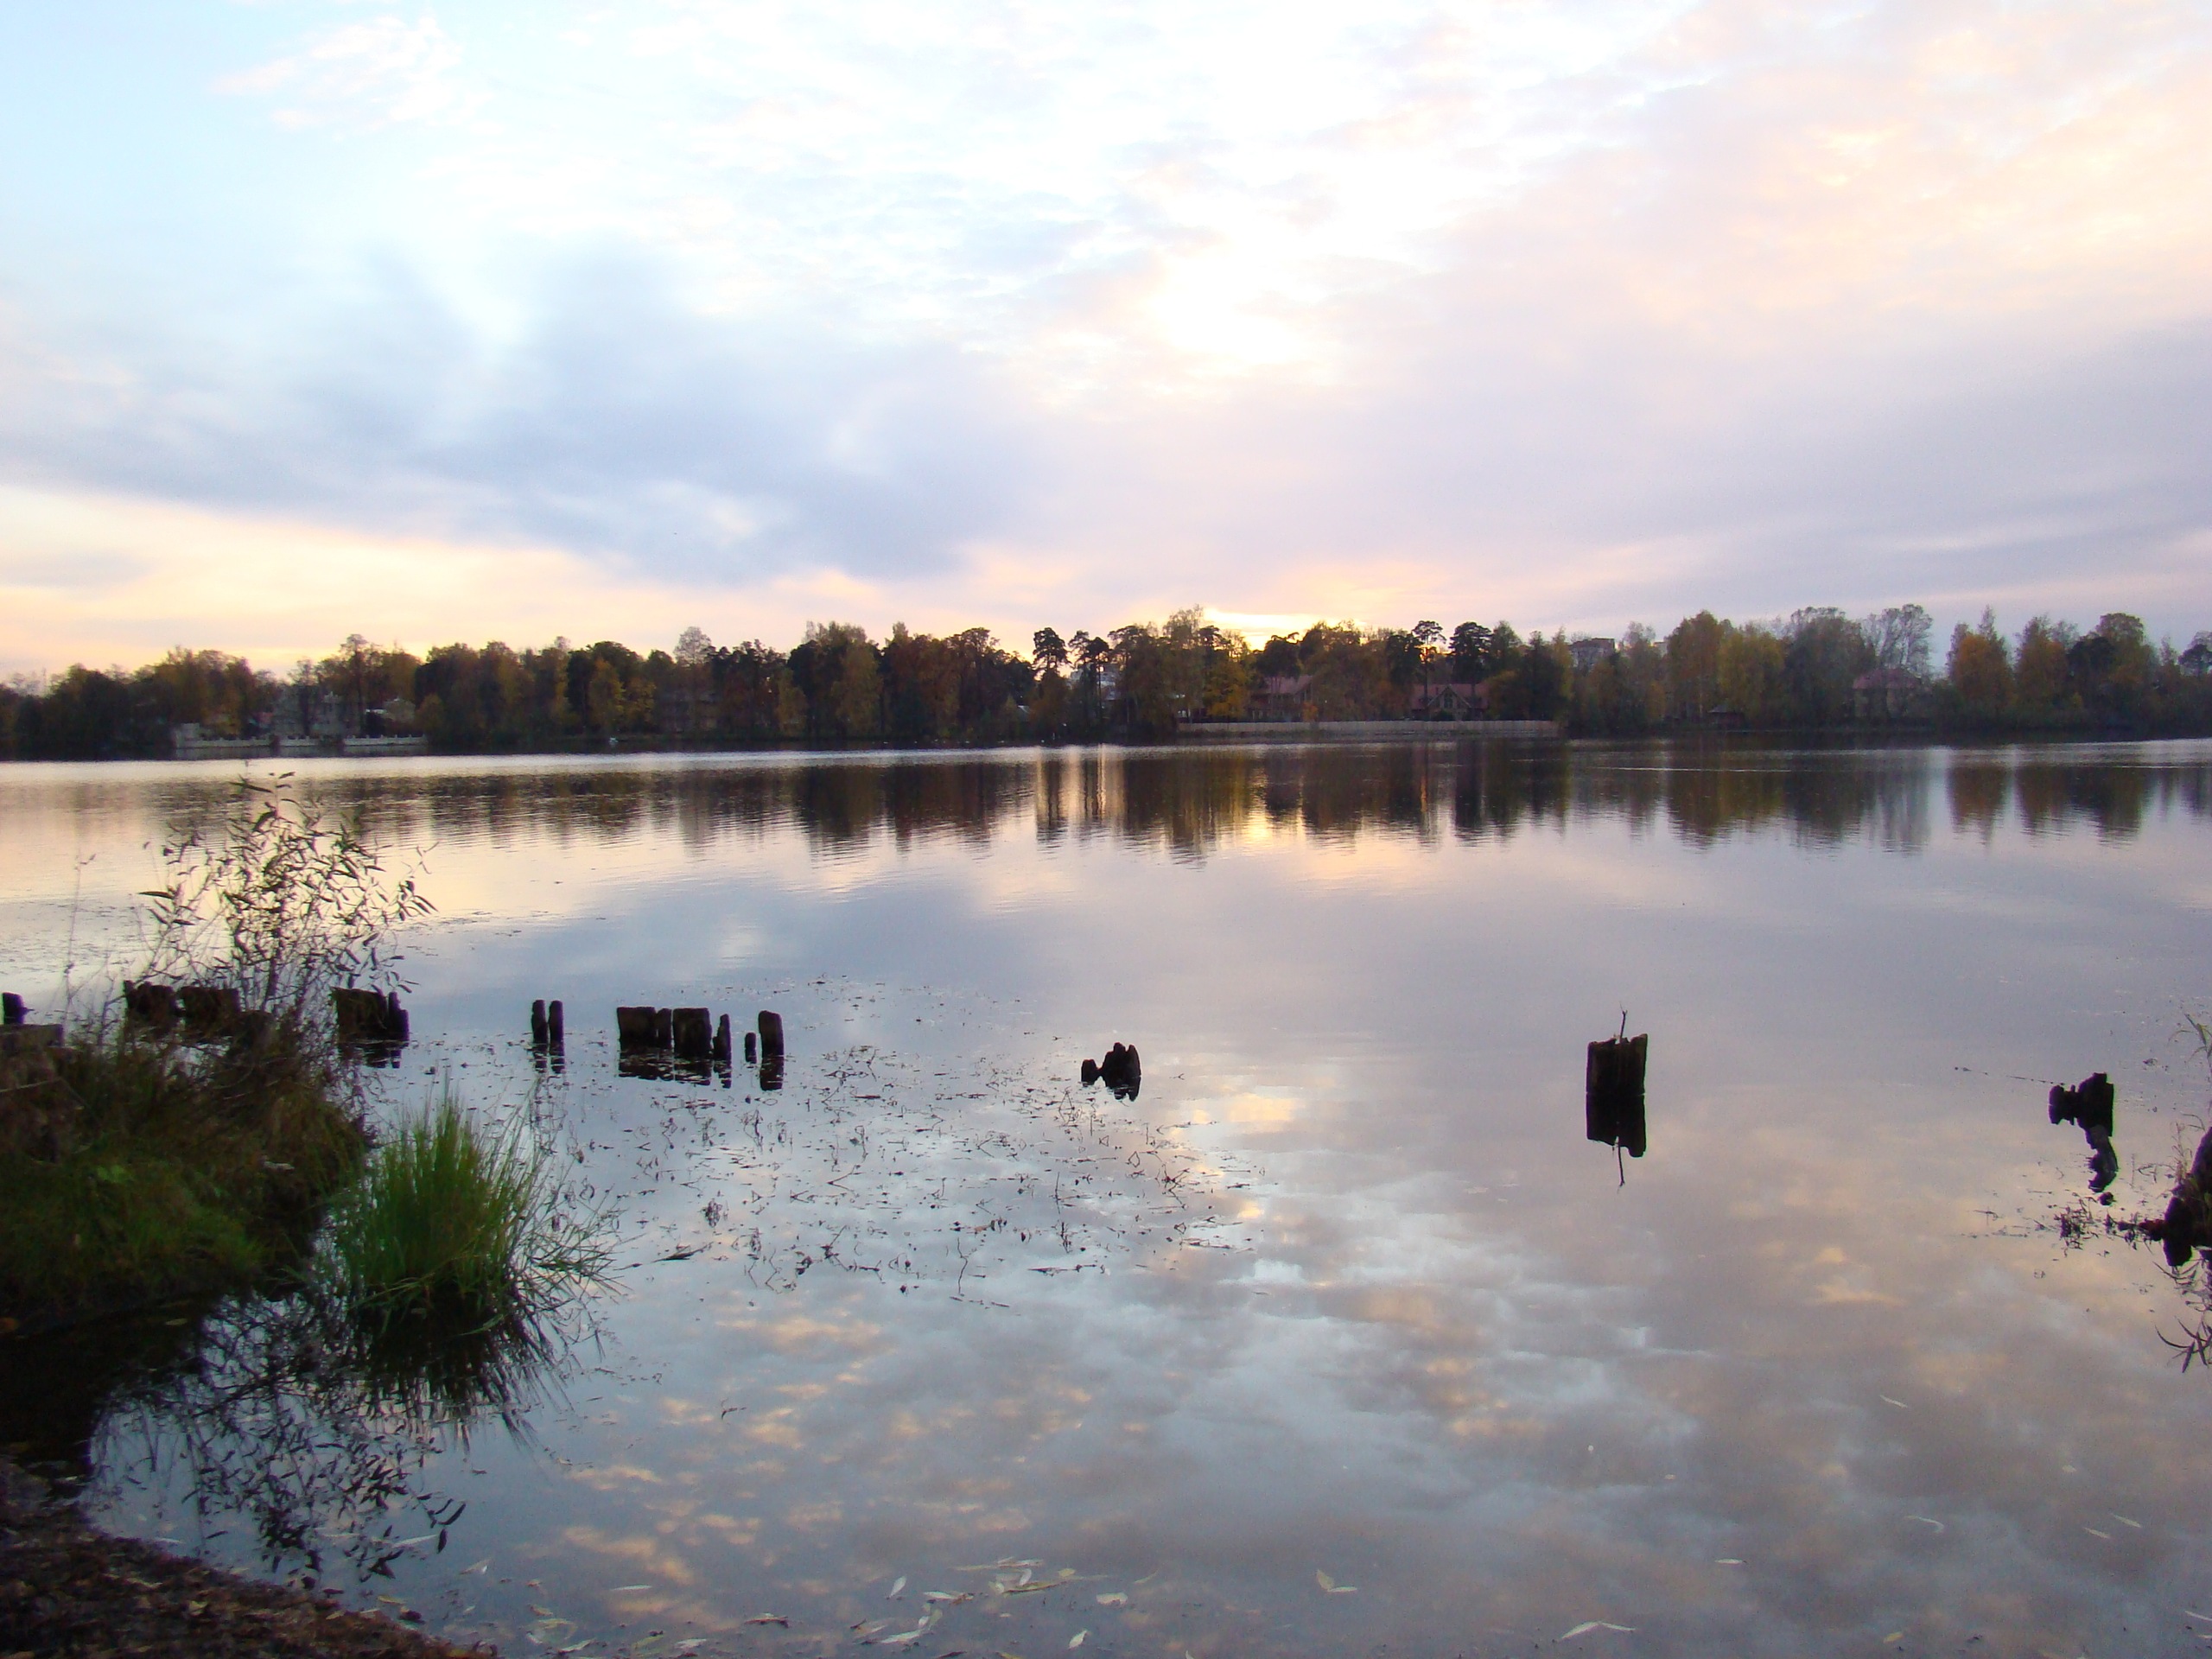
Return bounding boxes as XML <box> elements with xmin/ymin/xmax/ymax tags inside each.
<box><xmin>325</xmin><ymin>1091</ymin><xmax>610</xmax><ymax>1331</ymax></box>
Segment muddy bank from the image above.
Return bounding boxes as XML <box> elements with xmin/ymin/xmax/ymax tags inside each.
<box><xmin>0</xmin><ymin>1460</ymin><xmax>486</xmax><ymax>1659</ymax></box>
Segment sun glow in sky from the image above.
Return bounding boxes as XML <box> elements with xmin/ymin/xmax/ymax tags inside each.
<box><xmin>2</xmin><ymin>1</ymin><xmax>2209</xmax><ymax>670</ymax></box>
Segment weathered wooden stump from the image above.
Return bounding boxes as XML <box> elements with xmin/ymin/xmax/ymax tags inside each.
<box><xmin>673</xmin><ymin>1007</ymin><xmax>712</xmax><ymax>1060</ymax></box>
<box><xmin>757</xmin><ymin>1010</ymin><xmax>785</xmax><ymax>1061</ymax></box>
<box><xmin>333</xmin><ymin>988</ymin><xmax>407</xmax><ymax>1055</ymax></box>
<box><xmin>1586</xmin><ymin>1032</ymin><xmax>1649</xmax><ymax>1160</ymax></box>
<box><xmin>743</xmin><ymin>1031</ymin><xmax>757</xmax><ymax>1064</ymax></box>
<box><xmin>548</xmin><ymin>999</ymin><xmax>564</xmax><ymax>1045</ymax></box>
<box><xmin>1096</xmin><ymin>1041</ymin><xmax>1141</xmax><ymax>1096</ymax></box>
<box><xmin>531</xmin><ymin>999</ymin><xmax>549</xmax><ymax>1046</ymax></box>
<box><xmin>181</xmin><ymin>985</ymin><xmax>244</xmax><ymax>1032</ymax></box>
<box><xmin>616</xmin><ymin>1006</ymin><xmax>662</xmax><ymax>1046</ymax></box>
<box><xmin>714</xmin><ymin>1014</ymin><xmax>732</xmax><ymax>1065</ymax></box>
<box><xmin>0</xmin><ymin>993</ymin><xmax>22</xmax><ymax>1027</ymax></box>
<box><xmin>122</xmin><ymin>981</ymin><xmax>180</xmax><ymax>1027</ymax></box>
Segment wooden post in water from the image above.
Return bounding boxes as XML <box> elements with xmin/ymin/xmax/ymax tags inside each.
<box><xmin>1586</xmin><ymin>1021</ymin><xmax>1649</xmax><ymax>1184</ymax></box>
<box><xmin>673</xmin><ymin>1007</ymin><xmax>712</xmax><ymax>1061</ymax></box>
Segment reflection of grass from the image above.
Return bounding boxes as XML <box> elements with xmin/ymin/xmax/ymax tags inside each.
<box><xmin>0</xmin><ymin>1033</ymin><xmax>365</xmax><ymax>1319</ymax></box>
<box><xmin>327</xmin><ymin>1091</ymin><xmax>608</xmax><ymax>1330</ymax></box>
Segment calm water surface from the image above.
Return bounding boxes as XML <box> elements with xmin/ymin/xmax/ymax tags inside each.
<box><xmin>4</xmin><ymin>740</ymin><xmax>2212</xmax><ymax>1658</ymax></box>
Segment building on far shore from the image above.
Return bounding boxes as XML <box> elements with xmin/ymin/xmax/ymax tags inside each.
<box><xmin>1852</xmin><ymin>667</ymin><xmax>1933</xmax><ymax>721</ymax></box>
<box><xmin>1408</xmin><ymin>682</ymin><xmax>1484</xmax><ymax>720</ymax></box>
<box><xmin>1569</xmin><ymin>637</ymin><xmax>1617</xmax><ymax>674</ymax></box>
<box><xmin>1253</xmin><ymin>674</ymin><xmax>1313</xmax><ymax>721</ymax></box>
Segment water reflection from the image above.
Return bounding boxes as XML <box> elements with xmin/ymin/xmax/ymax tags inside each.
<box><xmin>107</xmin><ymin>1289</ymin><xmax>588</xmax><ymax>1581</ymax></box>
<box><xmin>46</xmin><ymin>741</ymin><xmax>2204</xmax><ymax>865</ymax></box>
<box><xmin>6</xmin><ymin>741</ymin><xmax>2212</xmax><ymax>1659</ymax></box>
<box><xmin>3</xmin><ymin>1284</ymin><xmax>591</xmax><ymax>1583</ymax></box>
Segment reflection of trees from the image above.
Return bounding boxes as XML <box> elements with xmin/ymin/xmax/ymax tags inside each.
<box><xmin>1948</xmin><ymin>760</ymin><xmax>2009</xmax><ymax>841</ymax></box>
<box><xmin>2018</xmin><ymin>759</ymin><xmax>2154</xmax><ymax>840</ymax></box>
<box><xmin>94</xmin><ymin>1288</ymin><xmax>593</xmax><ymax>1582</ymax></box>
<box><xmin>141</xmin><ymin>747</ymin><xmax>2212</xmax><ymax>863</ymax></box>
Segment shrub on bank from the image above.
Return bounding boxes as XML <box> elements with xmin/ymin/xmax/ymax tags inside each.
<box><xmin>0</xmin><ymin>778</ymin><xmax>427</xmax><ymax>1326</ymax></box>
<box><xmin>0</xmin><ymin>1029</ymin><xmax>365</xmax><ymax>1321</ymax></box>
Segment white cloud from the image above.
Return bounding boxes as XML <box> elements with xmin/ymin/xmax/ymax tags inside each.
<box><xmin>217</xmin><ymin>13</ymin><xmax>471</xmax><ymax>130</ymax></box>
<box><xmin>1</xmin><ymin>0</ymin><xmax>2209</xmax><ymax>660</ymax></box>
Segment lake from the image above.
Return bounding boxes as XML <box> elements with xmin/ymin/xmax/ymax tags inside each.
<box><xmin>4</xmin><ymin>738</ymin><xmax>2212</xmax><ymax>1658</ymax></box>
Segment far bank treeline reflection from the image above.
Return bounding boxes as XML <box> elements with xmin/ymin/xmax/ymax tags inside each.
<box><xmin>173</xmin><ymin>743</ymin><xmax>2212</xmax><ymax>860</ymax></box>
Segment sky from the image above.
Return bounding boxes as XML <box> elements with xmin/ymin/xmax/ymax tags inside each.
<box><xmin>1</xmin><ymin>0</ymin><xmax>2209</xmax><ymax>674</ymax></box>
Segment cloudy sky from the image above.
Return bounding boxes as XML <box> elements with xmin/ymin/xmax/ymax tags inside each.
<box><xmin>2</xmin><ymin>0</ymin><xmax>2209</xmax><ymax>672</ymax></box>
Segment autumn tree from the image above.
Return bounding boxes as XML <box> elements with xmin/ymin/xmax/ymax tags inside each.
<box><xmin>1947</xmin><ymin>609</ymin><xmax>2013</xmax><ymax>719</ymax></box>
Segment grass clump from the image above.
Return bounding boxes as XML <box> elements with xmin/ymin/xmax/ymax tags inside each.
<box><xmin>316</xmin><ymin>1092</ymin><xmax>611</xmax><ymax>1429</ymax></box>
<box><xmin>326</xmin><ymin>1093</ymin><xmax>607</xmax><ymax>1326</ymax></box>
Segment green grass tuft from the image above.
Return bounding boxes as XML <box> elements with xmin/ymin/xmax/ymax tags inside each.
<box><xmin>325</xmin><ymin>1091</ymin><xmax>607</xmax><ymax>1330</ymax></box>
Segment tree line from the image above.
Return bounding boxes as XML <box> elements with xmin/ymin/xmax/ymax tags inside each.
<box><xmin>3</xmin><ymin>603</ymin><xmax>2208</xmax><ymax>760</ymax></box>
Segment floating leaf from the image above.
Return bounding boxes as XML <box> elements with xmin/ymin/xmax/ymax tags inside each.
<box><xmin>1096</xmin><ymin>1592</ymin><xmax>1128</xmax><ymax>1605</ymax></box>
<box><xmin>1904</xmin><ymin>1516</ymin><xmax>1944</xmax><ymax>1532</ymax></box>
<box><xmin>1559</xmin><ymin>1621</ymin><xmax>1636</xmax><ymax>1639</ymax></box>
<box><xmin>1068</xmin><ymin>1633</ymin><xmax>1088</xmax><ymax>1649</ymax></box>
<box><xmin>610</xmin><ymin>1584</ymin><xmax>652</xmax><ymax>1592</ymax></box>
<box><xmin>741</xmin><ymin>1615</ymin><xmax>789</xmax><ymax>1626</ymax></box>
<box><xmin>889</xmin><ymin>1575</ymin><xmax>908</xmax><ymax>1599</ymax></box>
<box><xmin>1880</xmin><ymin>1396</ymin><xmax>1910</xmax><ymax>1409</ymax></box>
<box><xmin>1315</xmin><ymin>1571</ymin><xmax>1357</xmax><ymax>1595</ymax></box>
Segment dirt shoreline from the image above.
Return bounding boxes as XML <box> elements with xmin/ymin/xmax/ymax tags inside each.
<box><xmin>0</xmin><ymin>1460</ymin><xmax>490</xmax><ymax>1659</ymax></box>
